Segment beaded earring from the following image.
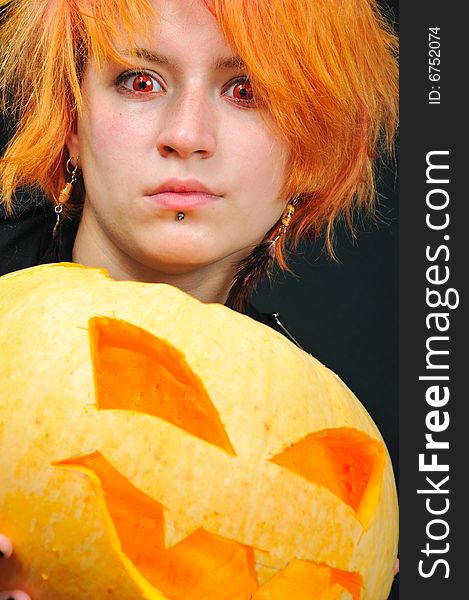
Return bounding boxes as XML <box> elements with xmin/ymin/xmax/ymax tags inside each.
<box><xmin>53</xmin><ymin>157</ymin><xmax>79</xmax><ymax>239</ymax></box>
<box><xmin>225</xmin><ymin>197</ymin><xmax>299</xmax><ymax>312</ymax></box>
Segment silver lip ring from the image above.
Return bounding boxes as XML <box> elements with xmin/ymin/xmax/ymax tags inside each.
<box><xmin>177</xmin><ymin>212</ymin><xmax>185</xmax><ymax>221</ymax></box>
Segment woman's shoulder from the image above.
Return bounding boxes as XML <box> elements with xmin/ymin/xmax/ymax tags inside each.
<box><xmin>0</xmin><ymin>195</ymin><xmax>79</xmax><ymax>274</ymax></box>
<box><xmin>0</xmin><ymin>197</ymin><xmax>56</xmax><ymax>275</ymax></box>
<box><xmin>244</xmin><ymin>303</ymin><xmax>304</xmax><ymax>350</ymax></box>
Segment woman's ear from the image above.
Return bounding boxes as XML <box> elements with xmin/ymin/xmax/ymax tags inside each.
<box><xmin>65</xmin><ymin>119</ymin><xmax>80</xmax><ymax>162</ymax></box>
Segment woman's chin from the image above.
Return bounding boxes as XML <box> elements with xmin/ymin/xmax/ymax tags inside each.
<box><xmin>130</xmin><ymin>232</ymin><xmax>242</xmax><ymax>274</ymax></box>
<box><xmin>135</xmin><ymin>247</ymin><xmax>235</xmax><ymax>277</ymax></box>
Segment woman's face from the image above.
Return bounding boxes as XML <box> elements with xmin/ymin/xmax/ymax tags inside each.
<box><xmin>68</xmin><ymin>0</ymin><xmax>289</xmax><ymax>279</ymax></box>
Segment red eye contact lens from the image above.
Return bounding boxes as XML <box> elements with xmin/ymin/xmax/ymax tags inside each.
<box><xmin>133</xmin><ymin>74</ymin><xmax>154</xmax><ymax>92</ymax></box>
<box><xmin>233</xmin><ymin>81</ymin><xmax>253</xmax><ymax>100</ymax></box>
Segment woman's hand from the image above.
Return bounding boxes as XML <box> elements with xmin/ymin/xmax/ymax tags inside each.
<box><xmin>0</xmin><ymin>535</ymin><xmax>31</xmax><ymax>600</ymax></box>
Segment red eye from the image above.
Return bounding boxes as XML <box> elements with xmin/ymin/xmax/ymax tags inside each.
<box><xmin>232</xmin><ymin>81</ymin><xmax>253</xmax><ymax>100</ymax></box>
<box><xmin>132</xmin><ymin>74</ymin><xmax>155</xmax><ymax>92</ymax></box>
<box><xmin>117</xmin><ymin>71</ymin><xmax>164</xmax><ymax>95</ymax></box>
<box><xmin>225</xmin><ymin>79</ymin><xmax>255</xmax><ymax>104</ymax></box>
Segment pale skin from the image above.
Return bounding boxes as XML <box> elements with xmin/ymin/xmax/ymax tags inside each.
<box><xmin>0</xmin><ymin>0</ymin><xmax>398</xmax><ymax>596</ymax></box>
<box><xmin>69</xmin><ymin>0</ymin><xmax>289</xmax><ymax>305</ymax></box>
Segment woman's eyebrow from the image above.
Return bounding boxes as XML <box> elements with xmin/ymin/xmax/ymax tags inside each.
<box><xmin>213</xmin><ymin>55</ymin><xmax>246</xmax><ymax>70</ymax></box>
<box><xmin>119</xmin><ymin>48</ymin><xmax>169</xmax><ymax>66</ymax></box>
<box><xmin>119</xmin><ymin>48</ymin><xmax>246</xmax><ymax>71</ymax></box>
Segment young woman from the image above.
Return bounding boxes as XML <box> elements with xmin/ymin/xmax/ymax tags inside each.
<box><xmin>0</xmin><ymin>0</ymin><xmax>398</xmax><ymax>597</ymax></box>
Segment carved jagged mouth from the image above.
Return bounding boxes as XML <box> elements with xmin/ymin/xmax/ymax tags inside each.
<box><xmin>54</xmin><ymin>451</ymin><xmax>362</xmax><ymax>600</ymax></box>
<box><xmin>51</xmin><ymin>315</ymin><xmax>388</xmax><ymax>598</ymax></box>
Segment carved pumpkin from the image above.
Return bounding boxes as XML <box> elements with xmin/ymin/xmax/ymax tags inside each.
<box><xmin>0</xmin><ymin>264</ymin><xmax>398</xmax><ymax>600</ymax></box>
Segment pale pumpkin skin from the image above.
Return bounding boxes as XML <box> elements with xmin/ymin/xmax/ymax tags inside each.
<box><xmin>0</xmin><ymin>264</ymin><xmax>398</xmax><ymax>599</ymax></box>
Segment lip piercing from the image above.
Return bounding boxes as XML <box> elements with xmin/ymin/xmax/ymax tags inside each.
<box><xmin>177</xmin><ymin>212</ymin><xmax>185</xmax><ymax>221</ymax></box>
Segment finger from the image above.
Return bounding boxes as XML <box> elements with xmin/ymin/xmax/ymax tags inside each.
<box><xmin>0</xmin><ymin>535</ymin><xmax>13</xmax><ymax>560</ymax></box>
<box><xmin>394</xmin><ymin>558</ymin><xmax>400</xmax><ymax>576</ymax></box>
<box><xmin>0</xmin><ymin>592</ymin><xmax>32</xmax><ymax>600</ymax></box>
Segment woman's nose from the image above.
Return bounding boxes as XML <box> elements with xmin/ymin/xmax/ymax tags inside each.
<box><xmin>156</xmin><ymin>89</ymin><xmax>216</xmax><ymax>160</ymax></box>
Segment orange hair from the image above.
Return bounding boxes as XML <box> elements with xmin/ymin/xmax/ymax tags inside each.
<box><xmin>0</xmin><ymin>0</ymin><xmax>397</xmax><ymax>266</ymax></box>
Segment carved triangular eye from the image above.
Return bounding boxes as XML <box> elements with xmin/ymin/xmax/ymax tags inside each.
<box><xmin>269</xmin><ymin>428</ymin><xmax>386</xmax><ymax>528</ymax></box>
<box><xmin>88</xmin><ymin>317</ymin><xmax>235</xmax><ymax>455</ymax></box>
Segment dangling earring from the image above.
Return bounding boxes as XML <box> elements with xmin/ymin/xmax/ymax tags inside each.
<box><xmin>53</xmin><ymin>157</ymin><xmax>79</xmax><ymax>239</ymax></box>
<box><xmin>272</xmin><ymin>197</ymin><xmax>298</xmax><ymax>243</ymax></box>
<box><xmin>225</xmin><ymin>196</ymin><xmax>300</xmax><ymax>312</ymax></box>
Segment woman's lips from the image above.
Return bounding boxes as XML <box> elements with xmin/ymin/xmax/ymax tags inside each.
<box><xmin>145</xmin><ymin>191</ymin><xmax>222</xmax><ymax>210</ymax></box>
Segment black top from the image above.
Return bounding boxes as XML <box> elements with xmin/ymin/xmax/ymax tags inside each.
<box><xmin>0</xmin><ymin>200</ymin><xmax>302</xmax><ymax>347</ymax></box>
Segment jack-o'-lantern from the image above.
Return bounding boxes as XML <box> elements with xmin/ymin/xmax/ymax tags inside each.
<box><xmin>0</xmin><ymin>264</ymin><xmax>398</xmax><ymax>600</ymax></box>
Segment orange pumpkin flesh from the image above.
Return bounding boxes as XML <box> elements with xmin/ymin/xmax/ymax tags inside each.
<box><xmin>90</xmin><ymin>317</ymin><xmax>236</xmax><ymax>456</ymax></box>
<box><xmin>55</xmin><ymin>452</ymin><xmax>361</xmax><ymax>600</ymax></box>
<box><xmin>0</xmin><ymin>264</ymin><xmax>399</xmax><ymax>600</ymax></box>
<box><xmin>269</xmin><ymin>428</ymin><xmax>386</xmax><ymax>528</ymax></box>
<box><xmin>254</xmin><ymin>560</ymin><xmax>361</xmax><ymax>600</ymax></box>
<box><xmin>54</xmin><ymin>452</ymin><xmax>258</xmax><ymax>599</ymax></box>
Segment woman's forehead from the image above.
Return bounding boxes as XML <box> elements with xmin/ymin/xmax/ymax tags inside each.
<box><xmin>147</xmin><ymin>0</ymin><xmax>220</xmax><ymax>39</ymax></box>
<box><xmin>116</xmin><ymin>0</ymin><xmax>238</xmax><ymax>70</ymax></box>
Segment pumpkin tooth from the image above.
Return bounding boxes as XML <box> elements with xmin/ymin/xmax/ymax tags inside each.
<box><xmin>163</xmin><ymin>515</ymin><xmax>200</xmax><ymax>549</ymax></box>
<box><xmin>253</xmin><ymin>560</ymin><xmax>362</xmax><ymax>600</ymax></box>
